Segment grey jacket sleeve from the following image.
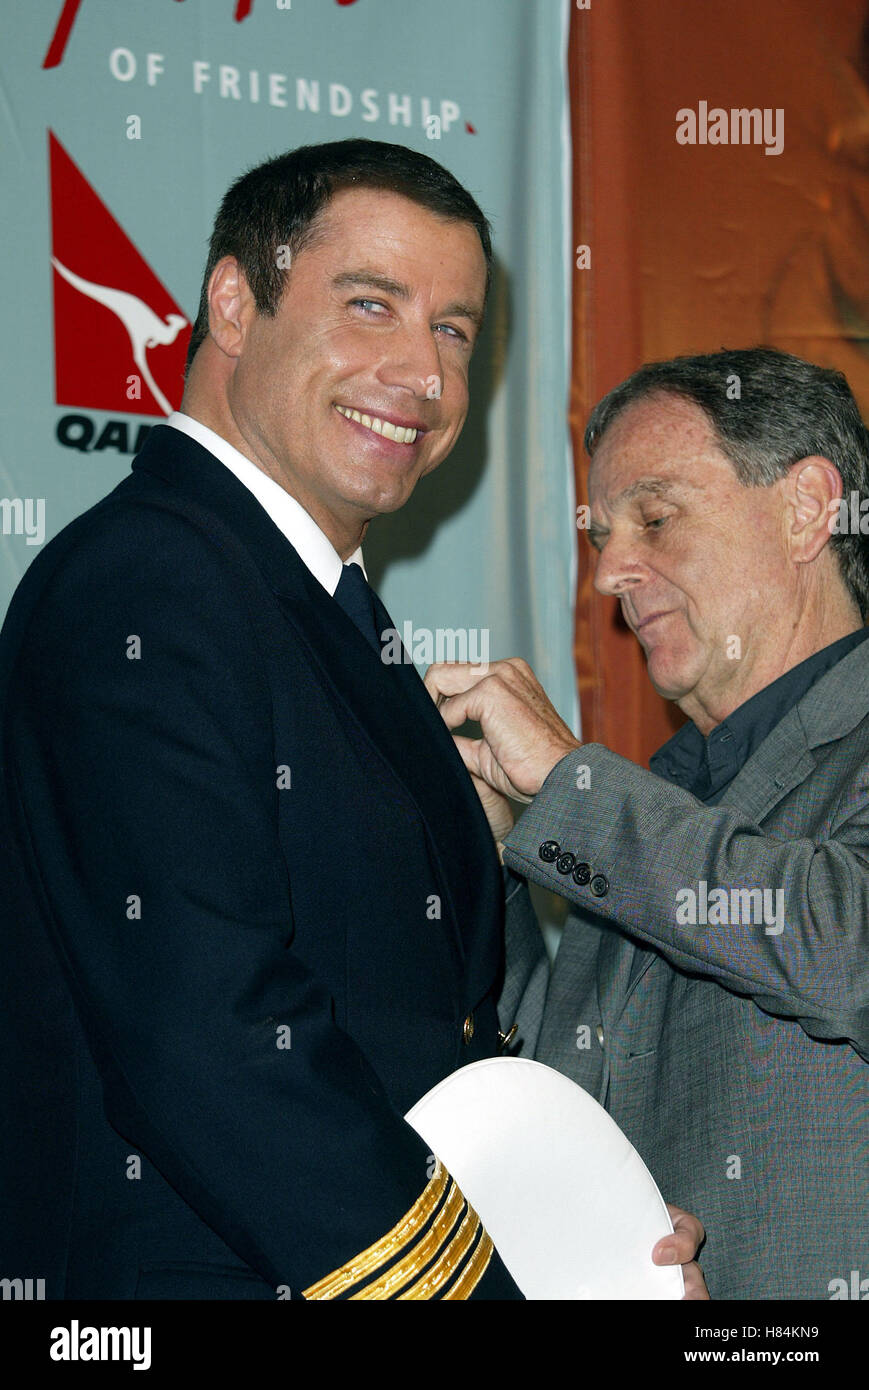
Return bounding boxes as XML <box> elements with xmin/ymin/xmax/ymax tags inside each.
<box><xmin>502</xmin><ymin>745</ymin><xmax>869</xmax><ymax>1060</ymax></box>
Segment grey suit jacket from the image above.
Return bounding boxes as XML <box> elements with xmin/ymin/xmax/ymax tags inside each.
<box><xmin>499</xmin><ymin>638</ymin><xmax>869</xmax><ymax>1300</ymax></box>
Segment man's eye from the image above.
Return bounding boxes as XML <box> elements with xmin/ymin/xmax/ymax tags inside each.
<box><xmin>435</xmin><ymin>323</ymin><xmax>467</xmax><ymax>341</ymax></box>
<box><xmin>351</xmin><ymin>298</ymin><xmax>388</xmax><ymax>315</ymax></box>
<box><xmin>644</xmin><ymin>516</ymin><xmax>669</xmax><ymax>531</ymax></box>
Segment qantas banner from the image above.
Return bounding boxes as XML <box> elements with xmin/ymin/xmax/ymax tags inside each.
<box><xmin>0</xmin><ymin>0</ymin><xmax>576</xmax><ymax>730</ymax></box>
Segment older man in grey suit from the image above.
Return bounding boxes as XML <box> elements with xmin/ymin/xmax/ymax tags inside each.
<box><xmin>427</xmin><ymin>347</ymin><xmax>869</xmax><ymax>1300</ymax></box>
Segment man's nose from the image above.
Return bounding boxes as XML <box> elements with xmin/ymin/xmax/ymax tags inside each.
<box><xmin>592</xmin><ymin>535</ymin><xmax>648</xmax><ymax>597</ymax></box>
<box><xmin>377</xmin><ymin>321</ymin><xmax>443</xmax><ymax>397</ymax></box>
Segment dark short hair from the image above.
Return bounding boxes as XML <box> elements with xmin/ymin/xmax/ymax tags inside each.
<box><xmin>186</xmin><ymin>138</ymin><xmax>493</xmax><ymax>370</ymax></box>
<box><xmin>584</xmin><ymin>347</ymin><xmax>869</xmax><ymax>619</ymax></box>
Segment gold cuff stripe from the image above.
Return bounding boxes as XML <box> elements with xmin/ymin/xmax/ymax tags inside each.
<box><xmin>349</xmin><ymin>1180</ymin><xmax>465</xmax><ymax>1299</ymax></box>
<box><xmin>397</xmin><ymin>1201</ymin><xmax>483</xmax><ymax>1300</ymax></box>
<box><xmin>441</xmin><ymin>1230</ymin><xmax>494</xmax><ymax>1300</ymax></box>
<box><xmin>301</xmin><ymin>1161</ymin><xmax>449</xmax><ymax>1300</ymax></box>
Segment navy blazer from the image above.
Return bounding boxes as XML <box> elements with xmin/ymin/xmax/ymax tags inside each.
<box><xmin>0</xmin><ymin>424</ymin><xmax>521</xmax><ymax>1300</ymax></box>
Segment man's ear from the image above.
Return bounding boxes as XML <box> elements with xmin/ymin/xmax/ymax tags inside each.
<box><xmin>786</xmin><ymin>456</ymin><xmax>844</xmax><ymax>564</ymax></box>
<box><xmin>207</xmin><ymin>256</ymin><xmax>255</xmax><ymax>359</ymax></box>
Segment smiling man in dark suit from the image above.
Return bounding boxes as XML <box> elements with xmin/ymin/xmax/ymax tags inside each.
<box><xmin>0</xmin><ymin>140</ymin><xmax>704</xmax><ymax>1301</ymax></box>
<box><xmin>1</xmin><ymin>138</ymin><xmax>522</xmax><ymax>1301</ymax></box>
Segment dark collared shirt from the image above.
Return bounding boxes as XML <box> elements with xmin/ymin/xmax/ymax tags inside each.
<box><xmin>649</xmin><ymin>627</ymin><xmax>869</xmax><ymax>804</ymax></box>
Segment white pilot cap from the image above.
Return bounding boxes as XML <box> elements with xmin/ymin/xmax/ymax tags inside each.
<box><xmin>406</xmin><ymin>1056</ymin><xmax>684</xmax><ymax>1300</ymax></box>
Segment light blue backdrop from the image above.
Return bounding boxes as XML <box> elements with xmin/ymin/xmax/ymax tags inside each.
<box><xmin>0</xmin><ymin>0</ymin><xmax>577</xmax><ymax>747</ymax></box>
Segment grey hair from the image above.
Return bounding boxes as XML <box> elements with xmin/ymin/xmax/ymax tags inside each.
<box><xmin>585</xmin><ymin>347</ymin><xmax>869</xmax><ymax>619</ymax></box>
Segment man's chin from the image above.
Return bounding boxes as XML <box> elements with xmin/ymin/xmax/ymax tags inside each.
<box><xmin>360</xmin><ymin>484</ymin><xmax>419</xmax><ymax>518</ymax></box>
<box><xmin>359</xmin><ymin>470</ymin><xmax>430</xmax><ymax>516</ymax></box>
<box><xmin>644</xmin><ymin>649</ymin><xmax>696</xmax><ymax>703</ymax></box>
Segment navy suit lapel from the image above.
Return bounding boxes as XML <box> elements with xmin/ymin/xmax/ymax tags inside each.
<box><xmin>128</xmin><ymin>426</ymin><xmax>503</xmax><ymax>975</ymax></box>
<box><xmin>274</xmin><ymin>572</ymin><xmax>503</xmax><ymax>972</ymax></box>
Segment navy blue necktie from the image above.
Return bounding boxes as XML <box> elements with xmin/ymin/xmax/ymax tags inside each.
<box><xmin>333</xmin><ymin>562</ymin><xmax>380</xmax><ymax>652</ymax></box>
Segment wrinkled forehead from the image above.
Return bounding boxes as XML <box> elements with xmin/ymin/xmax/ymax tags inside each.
<box><xmin>588</xmin><ymin>393</ymin><xmax>724</xmax><ymax>506</ymax></box>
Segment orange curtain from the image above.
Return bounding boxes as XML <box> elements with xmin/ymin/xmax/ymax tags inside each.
<box><xmin>569</xmin><ymin>0</ymin><xmax>869</xmax><ymax>765</ymax></box>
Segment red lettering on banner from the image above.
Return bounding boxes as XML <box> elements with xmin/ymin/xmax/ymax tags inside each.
<box><xmin>44</xmin><ymin>0</ymin><xmax>360</xmax><ymax>70</ymax></box>
<box><xmin>43</xmin><ymin>0</ymin><xmax>83</xmax><ymax>68</ymax></box>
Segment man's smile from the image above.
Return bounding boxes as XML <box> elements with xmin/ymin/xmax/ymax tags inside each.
<box><xmin>334</xmin><ymin>402</ymin><xmax>423</xmax><ymax>445</ymax></box>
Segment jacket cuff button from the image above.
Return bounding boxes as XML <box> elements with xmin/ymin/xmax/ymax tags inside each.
<box><xmin>590</xmin><ymin>873</ymin><xmax>609</xmax><ymax>897</ymax></box>
<box><xmin>572</xmin><ymin>862</ymin><xmax>591</xmax><ymax>885</ymax></box>
<box><xmin>539</xmin><ymin>840</ymin><xmax>560</xmax><ymax>863</ymax></box>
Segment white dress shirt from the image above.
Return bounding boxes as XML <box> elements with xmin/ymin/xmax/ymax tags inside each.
<box><xmin>166</xmin><ymin>411</ymin><xmax>365</xmax><ymax>597</ymax></box>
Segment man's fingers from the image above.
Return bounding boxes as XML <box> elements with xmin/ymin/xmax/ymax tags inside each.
<box><xmin>423</xmin><ymin>661</ymin><xmax>493</xmax><ymax>705</ymax></box>
<box><xmin>680</xmin><ymin>1261</ymin><xmax>710</xmax><ymax>1300</ymax></box>
<box><xmin>672</xmin><ymin>1204</ymin><xmax>705</xmax><ymax>1255</ymax></box>
<box><xmin>434</xmin><ymin>681</ymin><xmax>504</xmax><ymax>734</ymax></box>
<box><xmin>654</xmin><ymin>1204</ymin><xmax>706</xmax><ymax>1266</ymax></box>
<box><xmin>424</xmin><ymin>656</ymin><xmax>541</xmax><ymax>705</ymax></box>
<box><xmin>425</xmin><ymin>658</ymin><xmax>580</xmax><ymax>798</ymax></box>
<box><xmin>653</xmin><ymin>1207</ymin><xmax>709</xmax><ymax>1300</ymax></box>
<box><xmin>451</xmin><ymin>732</ymin><xmax>483</xmax><ymax>777</ymax></box>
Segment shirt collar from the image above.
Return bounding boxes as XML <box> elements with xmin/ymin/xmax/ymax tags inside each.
<box><xmin>166</xmin><ymin>411</ymin><xmax>365</xmax><ymax>597</ymax></box>
<box><xmin>651</xmin><ymin>626</ymin><xmax>869</xmax><ymax>800</ymax></box>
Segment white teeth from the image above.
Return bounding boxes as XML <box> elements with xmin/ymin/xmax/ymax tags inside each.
<box><xmin>336</xmin><ymin>404</ymin><xmax>418</xmax><ymax>444</ymax></box>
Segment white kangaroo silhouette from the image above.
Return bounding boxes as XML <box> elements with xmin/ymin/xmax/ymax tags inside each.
<box><xmin>52</xmin><ymin>257</ymin><xmax>187</xmax><ymax>417</ymax></box>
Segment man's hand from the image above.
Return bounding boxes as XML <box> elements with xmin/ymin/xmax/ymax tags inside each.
<box><xmin>653</xmin><ymin>1204</ymin><xmax>709</xmax><ymax>1300</ymax></box>
<box><xmin>469</xmin><ymin>772</ymin><xmax>515</xmax><ymax>844</ymax></box>
<box><xmin>424</xmin><ymin>659</ymin><xmax>581</xmax><ymax>800</ymax></box>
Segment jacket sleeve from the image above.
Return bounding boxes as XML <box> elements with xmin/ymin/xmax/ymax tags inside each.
<box><xmin>6</xmin><ymin>502</ymin><xmax>522</xmax><ymax>1300</ymax></box>
<box><xmin>503</xmin><ymin>745</ymin><xmax>869</xmax><ymax>1061</ymax></box>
